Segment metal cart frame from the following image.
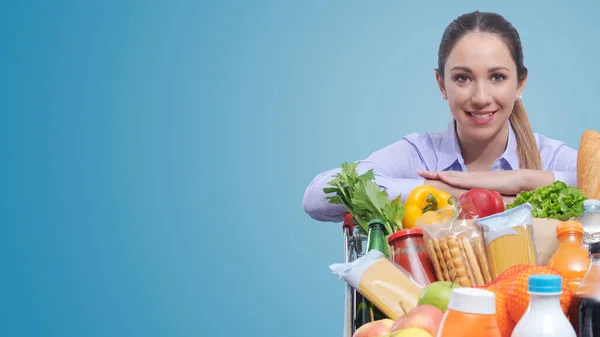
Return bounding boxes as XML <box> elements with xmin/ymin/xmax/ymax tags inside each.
<box><xmin>342</xmin><ymin>221</ymin><xmax>367</xmax><ymax>337</ymax></box>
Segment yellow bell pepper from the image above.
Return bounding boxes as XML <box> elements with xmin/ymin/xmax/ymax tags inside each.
<box><xmin>402</xmin><ymin>185</ymin><xmax>454</xmax><ymax>228</ymax></box>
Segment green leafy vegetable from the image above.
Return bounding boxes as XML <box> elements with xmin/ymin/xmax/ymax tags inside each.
<box><xmin>324</xmin><ymin>162</ymin><xmax>404</xmax><ymax>235</ymax></box>
<box><xmin>506</xmin><ymin>180</ymin><xmax>586</xmax><ymax>220</ymax></box>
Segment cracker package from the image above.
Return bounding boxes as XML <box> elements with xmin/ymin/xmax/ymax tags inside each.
<box><xmin>476</xmin><ymin>203</ymin><xmax>538</xmax><ymax>279</ymax></box>
<box><xmin>329</xmin><ymin>250</ymin><xmax>424</xmax><ymax>320</ymax></box>
<box><xmin>415</xmin><ymin>206</ymin><xmax>493</xmax><ymax>287</ymax></box>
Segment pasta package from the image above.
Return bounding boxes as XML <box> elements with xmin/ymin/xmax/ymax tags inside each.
<box><xmin>476</xmin><ymin>203</ymin><xmax>538</xmax><ymax>279</ymax></box>
<box><xmin>329</xmin><ymin>250</ymin><xmax>423</xmax><ymax>320</ymax></box>
<box><xmin>415</xmin><ymin>206</ymin><xmax>493</xmax><ymax>287</ymax></box>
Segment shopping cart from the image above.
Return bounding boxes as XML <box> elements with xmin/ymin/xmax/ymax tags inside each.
<box><xmin>341</xmin><ymin>214</ymin><xmax>367</xmax><ymax>337</ymax></box>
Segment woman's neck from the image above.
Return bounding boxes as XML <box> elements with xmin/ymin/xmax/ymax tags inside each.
<box><xmin>456</xmin><ymin>121</ymin><xmax>510</xmax><ymax>171</ymax></box>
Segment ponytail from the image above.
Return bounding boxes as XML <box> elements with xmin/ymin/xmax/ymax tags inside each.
<box><xmin>509</xmin><ymin>98</ymin><xmax>541</xmax><ymax>170</ymax></box>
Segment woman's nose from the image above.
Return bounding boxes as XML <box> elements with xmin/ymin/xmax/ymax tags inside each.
<box><xmin>471</xmin><ymin>83</ymin><xmax>492</xmax><ymax>107</ymax></box>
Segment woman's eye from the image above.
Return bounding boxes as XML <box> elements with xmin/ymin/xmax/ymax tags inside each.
<box><xmin>491</xmin><ymin>73</ymin><xmax>506</xmax><ymax>81</ymax></box>
<box><xmin>454</xmin><ymin>75</ymin><xmax>469</xmax><ymax>83</ymax></box>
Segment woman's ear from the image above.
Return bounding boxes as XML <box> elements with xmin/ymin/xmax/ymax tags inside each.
<box><xmin>517</xmin><ymin>75</ymin><xmax>528</xmax><ymax>99</ymax></box>
<box><xmin>435</xmin><ymin>70</ymin><xmax>446</xmax><ymax>99</ymax></box>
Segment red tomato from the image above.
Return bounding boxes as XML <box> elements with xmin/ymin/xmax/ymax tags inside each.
<box><xmin>458</xmin><ymin>188</ymin><xmax>505</xmax><ymax>219</ymax></box>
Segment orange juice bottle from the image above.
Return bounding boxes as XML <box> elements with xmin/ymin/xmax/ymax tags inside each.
<box><xmin>547</xmin><ymin>221</ymin><xmax>590</xmax><ymax>292</ymax></box>
<box><xmin>436</xmin><ymin>288</ymin><xmax>501</xmax><ymax>337</ymax></box>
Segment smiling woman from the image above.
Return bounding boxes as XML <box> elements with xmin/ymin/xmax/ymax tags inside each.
<box><xmin>302</xmin><ymin>10</ymin><xmax>578</xmax><ymax>223</ymax></box>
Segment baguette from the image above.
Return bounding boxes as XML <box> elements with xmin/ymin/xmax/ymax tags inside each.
<box><xmin>578</xmin><ymin>129</ymin><xmax>600</xmax><ymax>199</ymax></box>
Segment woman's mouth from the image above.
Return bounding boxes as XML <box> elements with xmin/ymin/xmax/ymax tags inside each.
<box><xmin>465</xmin><ymin>110</ymin><xmax>497</xmax><ymax>125</ymax></box>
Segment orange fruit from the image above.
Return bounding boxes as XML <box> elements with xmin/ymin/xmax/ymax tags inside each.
<box><xmin>506</xmin><ymin>266</ymin><xmax>573</xmax><ymax>323</ymax></box>
<box><xmin>494</xmin><ymin>264</ymin><xmax>533</xmax><ymax>283</ymax></box>
<box><xmin>494</xmin><ymin>286</ymin><xmax>515</xmax><ymax>337</ymax></box>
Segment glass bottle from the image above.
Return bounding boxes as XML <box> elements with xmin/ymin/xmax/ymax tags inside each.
<box><xmin>387</xmin><ymin>228</ymin><xmax>437</xmax><ymax>286</ymax></box>
<box><xmin>366</xmin><ymin>219</ymin><xmax>389</xmax><ymax>257</ymax></box>
<box><xmin>355</xmin><ymin>219</ymin><xmax>389</xmax><ymax>329</ymax></box>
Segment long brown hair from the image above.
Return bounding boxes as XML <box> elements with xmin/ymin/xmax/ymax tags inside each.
<box><xmin>436</xmin><ymin>11</ymin><xmax>541</xmax><ymax>170</ymax></box>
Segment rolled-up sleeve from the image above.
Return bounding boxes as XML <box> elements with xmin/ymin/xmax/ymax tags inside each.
<box><xmin>547</xmin><ymin>144</ymin><xmax>578</xmax><ymax>187</ymax></box>
<box><xmin>302</xmin><ymin>139</ymin><xmax>426</xmax><ymax>223</ymax></box>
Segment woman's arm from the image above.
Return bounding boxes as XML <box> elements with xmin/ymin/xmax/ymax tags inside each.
<box><xmin>418</xmin><ymin>169</ymin><xmax>567</xmax><ymax>196</ymax></box>
<box><xmin>303</xmin><ymin>139</ymin><xmax>426</xmax><ymax>223</ymax></box>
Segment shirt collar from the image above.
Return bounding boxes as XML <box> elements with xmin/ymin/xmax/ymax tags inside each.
<box><xmin>436</xmin><ymin>118</ymin><xmax>520</xmax><ymax>171</ymax></box>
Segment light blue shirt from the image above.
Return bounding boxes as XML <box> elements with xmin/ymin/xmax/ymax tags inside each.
<box><xmin>303</xmin><ymin>118</ymin><xmax>578</xmax><ymax>222</ymax></box>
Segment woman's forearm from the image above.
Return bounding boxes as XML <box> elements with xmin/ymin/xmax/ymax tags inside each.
<box><xmin>520</xmin><ymin>169</ymin><xmax>555</xmax><ymax>192</ymax></box>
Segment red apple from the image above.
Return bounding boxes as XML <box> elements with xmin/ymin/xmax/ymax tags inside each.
<box><xmin>352</xmin><ymin>319</ymin><xmax>394</xmax><ymax>337</ymax></box>
<box><xmin>390</xmin><ymin>305</ymin><xmax>443</xmax><ymax>336</ymax></box>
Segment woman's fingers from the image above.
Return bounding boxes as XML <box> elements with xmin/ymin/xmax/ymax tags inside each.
<box><xmin>437</xmin><ymin>171</ymin><xmax>479</xmax><ymax>189</ymax></box>
<box><xmin>417</xmin><ymin>170</ymin><xmax>441</xmax><ymax>180</ymax></box>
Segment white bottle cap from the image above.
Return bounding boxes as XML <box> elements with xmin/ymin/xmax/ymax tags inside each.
<box><xmin>447</xmin><ymin>288</ymin><xmax>496</xmax><ymax>315</ymax></box>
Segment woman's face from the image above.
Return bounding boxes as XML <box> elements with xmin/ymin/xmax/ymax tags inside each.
<box><xmin>437</xmin><ymin>32</ymin><xmax>526</xmax><ymax>141</ymax></box>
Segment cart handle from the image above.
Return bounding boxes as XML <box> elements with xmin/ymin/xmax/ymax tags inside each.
<box><xmin>342</xmin><ymin>212</ymin><xmax>357</xmax><ymax>236</ymax></box>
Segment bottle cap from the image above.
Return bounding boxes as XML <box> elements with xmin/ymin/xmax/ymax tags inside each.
<box><xmin>387</xmin><ymin>228</ymin><xmax>424</xmax><ymax>244</ymax></box>
<box><xmin>446</xmin><ymin>288</ymin><xmax>496</xmax><ymax>315</ymax></box>
<box><xmin>528</xmin><ymin>274</ymin><xmax>562</xmax><ymax>293</ymax></box>
<box><xmin>590</xmin><ymin>242</ymin><xmax>600</xmax><ymax>255</ymax></box>
<box><xmin>556</xmin><ymin>220</ymin><xmax>584</xmax><ymax>236</ymax></box>
<box><xmin>584</xmin><ymin>199</ymin><xmax>600</xmax><ymax>208</ymax></box>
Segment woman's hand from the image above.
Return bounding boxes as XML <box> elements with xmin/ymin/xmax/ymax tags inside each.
<box><xmin>422</xmin><ymin>179</ymin><xmax>469</xmax><ymax>201</ymax></box>
<box><xmin>418</xmin><ymin>169</ymin><xmax>555</xmax><ymax>196</ymax></box>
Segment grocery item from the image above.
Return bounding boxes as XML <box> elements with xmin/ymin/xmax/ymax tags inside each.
<box><xmin>511</xmin><ymin>275</ymin><xmax>576</xmax><ymax>337</ymax></box>
<box><xmin>403</xmin><ymin>185</ymin><xmax>453</xmax><ymax>229</ymax></box>
<box><xmin>476</xmin><ymin>265</ymin><xmax>532</xmax><ymax>337</ymax></box>
<box><xmin>477</xmin><ymin>203</ymin><xmax>537</xmax><ymax>279</ymax></box>
<box><xmin>436</xmin><ymin>288</ymin><xmax>501</xmax><ymax>337</ymax></box>
<box><xmin>547</xmin><ymin>220</ymin><xmax>590</xmax><ymax>292</ymax></box>
<box><xmin>352</xmin><ymin>319</ymin><xmax>394</xmax><ymax>337</ymax></box>
<box><xmin>367</xmin><ymin>220</ymin><xmax>390</xmax><ymax>258</ymax></box>
<box><xmin>506</xmin><ymin>180</ymin><xmax>586</xmax><ymax>221</ymax></box>
<box><xmin>505</xmin><ymin>265</ymin><xmax>572</xmax><ymax>323</ymax></box>
<box><xmin>390</xmin><ymin>304</ymin><xmax>443</xmax><ymax>337</ymax></box>
<box><xmin>579</xmin><ymin>199</ymin><xmax>600</xmax><ymax>249</ymax></box>
<box><xmin>416</xmin><ymin>210</ymin><xmax>492</xmax><ymax>287</ymax></box>
<box><xmin>417</xmin><ymin>281</ymin><xmax>460</xmax><ymax>312</ymax></box>
<box><xmin>358</xmin><ymin>220</ymin><xmax>391</xmax><ymax>326</ymax></box>
<box><xmin>388</xmin><ymin>328</ymin><xmax>433</xmax><ymax>337</ymax></box>
<box><xmin>324</xmin><ymin>162</ymin><xmax>404</xmax><ymax>235</ymax></box>
<box><xmin>388</xmin><ymin>228</ymin><xmax>437</xmax><ymax>285</ymax></box>
<box><xmin>569</xmin><ymin>241</ymin><xmax>600</xmax><ymax>337</ymax></box>
<box><xmin>330</xmin><ymin>250</ymin><xmax>424</xmax><ymax>320</ymax></box>
<box><xmin>577</xmin><ymin>129</ymin><xmax>600</xmax><ymax>199</ymax></box>
<box><xmin>458</xmin><ymin>188</ymin><xmax>505</xmax><ymax>219</ymax></box>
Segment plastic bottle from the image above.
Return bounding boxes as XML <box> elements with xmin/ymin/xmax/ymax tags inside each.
<box><xmin>579</xmin><ymin>199</ymin><xmax>600</xmax><ymax>250</ymax></box>
<box><xmin>511</xmin><ymin>274</ymin><xmax>575</xmax><ymax>337</ymax></box>
<box><xmin>436</xmin><ymin>288</ymin><xmax>501</xmax><ymax>337</ymax></box>
<box><xmin>569</xmin><ymin>242</ymin><xmax>600</xmax><ymax>337</ymax></box>
<box><xmin>547</xmin><ymin>220</ymin><xmax>590</xmax><ymax>292</ymax></box>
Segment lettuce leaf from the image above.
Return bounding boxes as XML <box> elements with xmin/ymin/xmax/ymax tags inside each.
<box><xmin>506</xmin><ymin>181</ymin><xmax>586</xmax><ymax>220</ymax></box>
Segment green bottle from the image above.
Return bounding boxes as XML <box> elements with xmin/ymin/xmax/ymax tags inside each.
<box><xmin>366</xmin><ymin>219</ymin><xmax>389</xmax><ymax>258</ymax></box>
<box><xmin>354</xmin><ymin>219</ymin><xmax>389</xmax><ymax>329</ymax></box>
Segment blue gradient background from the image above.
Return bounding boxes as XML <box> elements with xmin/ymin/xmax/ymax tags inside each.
<box><xmin>2</xmin><ymin>1</ymin><xmax>598</xmax><ymax>336</ymax></box>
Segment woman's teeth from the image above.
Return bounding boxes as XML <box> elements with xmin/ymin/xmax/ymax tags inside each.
<box><xmin>468</xmin><ymin>112</ymin><xmax>493</xmax><ymax>119</ymax></box>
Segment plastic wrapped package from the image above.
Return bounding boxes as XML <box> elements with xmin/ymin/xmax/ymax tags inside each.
<box><xmin>476</xmin><ymin>203</ymin><xmax>538</xmax><ymax>279</ymax></box>
<box><xmin>329</xmin><ymin>250</ymin><xmax>424</xmax><ymax>320</ymax></box>
<box><xmin>415</xmin><ymin>205</ymin><xmax>493</xmax><ymax>287</ymax></box>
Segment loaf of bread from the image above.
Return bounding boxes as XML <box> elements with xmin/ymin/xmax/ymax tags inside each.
<box><xmin>578</xmin><ymin>129</ymin><xmax>600</xmax><ymax>199</ymax></box>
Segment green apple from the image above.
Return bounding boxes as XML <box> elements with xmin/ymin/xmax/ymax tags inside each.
<box><xmin>417</xmin><ymin>281</ymin><xmax>461</xmax><ymax>312</ymax></box>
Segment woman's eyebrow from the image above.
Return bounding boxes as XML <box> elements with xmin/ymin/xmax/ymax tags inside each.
<box><xmin>450</xmin><ymin>66</ymin><xmax>510</xmax><ymax>72</ymax></box>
